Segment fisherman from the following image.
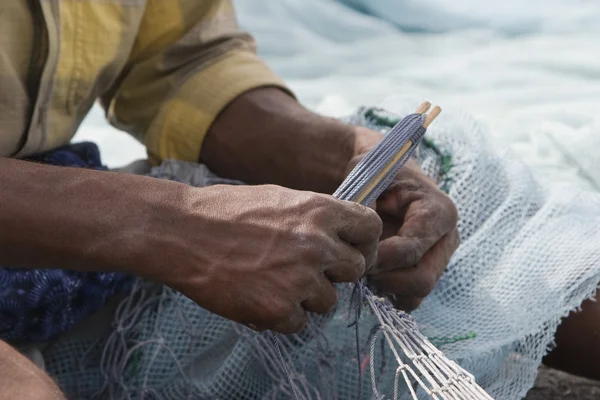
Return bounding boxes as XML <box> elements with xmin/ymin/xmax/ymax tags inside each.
<box><xmin>0</xmin><ymin>1</ymin><xmax>596</xmax><ymax>399</ymax></box>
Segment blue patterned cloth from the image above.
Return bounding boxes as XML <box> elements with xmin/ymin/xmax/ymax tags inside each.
<box><xmin>0</xmin><ymin>143</ymin><xmax>134</xmax><ymax>343</ymax></box>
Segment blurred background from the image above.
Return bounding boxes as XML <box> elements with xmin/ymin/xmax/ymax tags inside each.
<box><xmin>75</xmin><ymin>0</ymin><xmax>600</xmax><ymax>191</ymax></box>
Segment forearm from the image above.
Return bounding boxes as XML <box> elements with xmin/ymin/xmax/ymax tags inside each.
<box><xmin>0</xmin><ymin>158</ymin><xmax>184</xmax><ymax>274</ymax></box>
<box><xmin>201</xmin><ymin>88</ymin><xmax>382</xmax><ymax>194</ymax></box>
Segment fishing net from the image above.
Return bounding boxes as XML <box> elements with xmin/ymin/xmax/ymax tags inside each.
<box><xmin>41</xmin><ymin>99</ymin><xmax>600</xmax><ymax>400</ymax></box>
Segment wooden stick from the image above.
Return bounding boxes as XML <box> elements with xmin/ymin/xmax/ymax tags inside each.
<box><xmin>352</xmin><ymin>103</ymin><xmax>441</xmax><ymax>203</ymax></box>
<box><xmin>353</xmin><ymin>140</ymin><xmax>413</xmax><ymax>204</ymax></box>
<box><xmin>423</xmin><ymin>106</ymin><xmax>442</xmax><ymax>128</ymax></box>
<box><xmin>416</xmin><ymin>102</ymin><xmax>432</xmax><ymax>114</ymax></box>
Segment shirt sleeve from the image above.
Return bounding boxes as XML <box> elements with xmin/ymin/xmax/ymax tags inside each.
<box><xmin>100</xmin><ymin>0</ymin><xmax>293</xmax><ymax>164</ymax></box>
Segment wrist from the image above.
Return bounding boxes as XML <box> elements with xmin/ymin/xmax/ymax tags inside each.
<box><xmin>62</xmin><ymin>173</ymin><xmax>191</xmax><ymax>278</ymax></box>
<box><xmin>109</xmin><ymin>178</ymin><xmax>197</xmax><ymax>280</ymax></box>
<box><xmin>300</xmin><ymin>115</ymin><xmax>362</xmax><ymax>192</ymax></box>
<box><xmin>0</xmin><ymin>159</ymin><xmax>179</xmax><ymax>275</ymax></box>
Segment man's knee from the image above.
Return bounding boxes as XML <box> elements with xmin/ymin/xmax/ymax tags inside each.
<box><xmin>0</xmin><ymin>340</ymin><xmax>65</xmax><ymax>400</ymax></box>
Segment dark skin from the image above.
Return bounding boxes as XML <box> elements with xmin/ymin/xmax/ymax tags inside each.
<box><xmin>0</xmin><ymin>87</ymin><xmax>592</xmax><ymax>396</ymax></box>
<box><xmin>207</xmin><ymin>88</ymin><xmax>600</xmax><ymax>382</ymax></box>
<box><xmin>0</xmin><ymin>87</ymin><xmax>457</xmax><ymax>396</ymax></box>
<box><xmin>0</xmin><ymin>158</ymin><xmax>381</xmax><ymax>335</ymax></box>
<box><xmin>0</xmin><ymin>88</ymin><xmax>455</xmax><ymax>338</ymax></box>
<box><xmin>344</xmin><ymin>132</ymin><xmax>460</xmax><ymax>311</ymax></box>
<box><xmin>366</xmin><ymin>159</ymin><xmax>460</xmax><ymax>311</ymax></box>
<box><xmin>202</xmin><ymin>88</ymin><xmax>460</xmax><ymax>312</ymax></box>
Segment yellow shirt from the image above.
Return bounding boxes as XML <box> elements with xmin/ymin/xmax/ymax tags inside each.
<box><xmin>0</xmin><ymin>0</ymin><xmax>290</xmax><ymax>163</ymax></box>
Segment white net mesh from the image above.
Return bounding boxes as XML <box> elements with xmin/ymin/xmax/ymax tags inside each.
<box><xmin>41</xmin><ymin>99</ymin><xmax>600</xmax><ymax>399</ymax></box>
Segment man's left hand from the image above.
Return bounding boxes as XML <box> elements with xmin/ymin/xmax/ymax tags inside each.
<box><xmin>350</xmin><ymin>127</ymin><xmax>460</xmax><ymax>311</ymax></box>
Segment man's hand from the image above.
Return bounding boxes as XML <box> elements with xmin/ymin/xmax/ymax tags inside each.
<box><xmin>0</xmin><ymin>157</ymin><xmax>380</xmax><ymax>334</ymax></box>
<box><xmin>350</xmin><ymin>128</ymin><xmax>460</xmax><ymax>311</ymax></box>
<box><xmin>202</xmin><ymin>87</ymin><xmax>459</xmax><ymax>312</ymax></box>
<box><xmin>142</xmin><ymin>184</ymin><xmax>382</xmax><ymax>334</ymax></box>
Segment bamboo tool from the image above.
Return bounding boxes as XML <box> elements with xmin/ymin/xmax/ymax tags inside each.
<box><xmin>333</xmin><ymin>102</ymin><xmax>442</xmax><ymax>206</ymax></box>
<box><xmin>424</xmin><ymin>105</ymin><xmax>442</xmax><ymax>128</ymax></box>
<box><xmin>331</xmin><ymin>102</ymin><xmax>495</xmax><ymax>400</ymax></box>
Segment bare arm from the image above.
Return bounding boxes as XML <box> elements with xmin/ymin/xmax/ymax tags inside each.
<box><xmin>0</xmin><ymin>88</ymin><xmax>377</xmax><ymax>273</ymax></box>
<box><xmin>201</xmin><ymin>87</ymin><xmax>383</xmax><ymax>194</ymax></box>
<box><xmin>0</xmin><ymin>157</ymin><xmax>183</xmax><ymax>274</ymax></box>
<box><xmin>0</xmin><ymin>156</ymin><xmax>380</xmax><ymax>334</ymax></box>
<box><xmin>202</xmin><ymin>87</ymin><xmax>460</xmax><ymax>313</ymax></box>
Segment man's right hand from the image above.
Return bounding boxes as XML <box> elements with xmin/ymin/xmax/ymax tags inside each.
<box><xmin>140</xmin><ymin>184</ymin><xmax>382</xmax><ymax>334</ymax></box>
<box><xmin>0</xmin><ymin>158</ymin><xmax>381</xmax><ymax>335</ymax></box>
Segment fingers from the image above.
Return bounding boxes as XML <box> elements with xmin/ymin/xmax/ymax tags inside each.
<box><xmin>248</xmin><ymin>278</ymin><xmax>335</xmax><ymax>334</ymax></box>
<box><xmin>367</xmin><ymin>230</ymin><xmax>460</xmax><ymax>310</ymax></box>
<box><xmin>331</xmin><ymin>201</ymin><xmax>381</xmax><ymax>274</ymax></box>
<box><xmin>335</xmin><ymin>201</ymin><xmax>383</xmax><ymax>246</ymax></box>
<box><xmin>406</xmin><ymin>195</ymin><xmax>458</xmax><ymax>241</ymax></box>
<box><xmin>257</xmin><ymin>274</ymin><xmax>339</xmax><ymax>333</ymax></box>
<box><xmin>371</xmin><ymin>198</ymin><xmax>458</xmax><ymax>274</ymax></box>
<box><xmin>356</xmin><ymin>241</ymin><xmax>379</xmax><ymax>273</ymax></box>
<box><xmin>376</xmin><ymin>165</ymin><xmax>458</xmax><ymax>233</ymax></box>
<box><xmin>368</xmin><ymin>261</ymin><xmax>438</xmax><ymax>301</ymax></box>
<box><xmin>370</xmin><ymin>235</ymin><xmax>431</xmax><ymax>274</ymax></box>
<box><xmin>323</xmin><ymin>244</ymin><xmax>367</xmax><ymax>283</ymax></box>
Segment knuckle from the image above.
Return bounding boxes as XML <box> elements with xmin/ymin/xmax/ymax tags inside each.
<box><xmin>313</xmin><ymin>194</ymin><xmax>334</xmax><ymax>211</ymax></box>
<box><xmin>354</xmin><ymin>207</ymin><xmax>383</xmax><ymax>241</ymax></box>
<box><xmin>346</xmin><ymin>200</ymin><xmax>372</xmax><ymax>217</ymax></box>
<box><xmin>304</xmin><ymin>195</ymin><xmax>333</xmax><ymax>218</ymax></box>
<box><xmin>409</xmin><ymin>205</ymin><xmax>436</xmax><ymax>224</ymax></box>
